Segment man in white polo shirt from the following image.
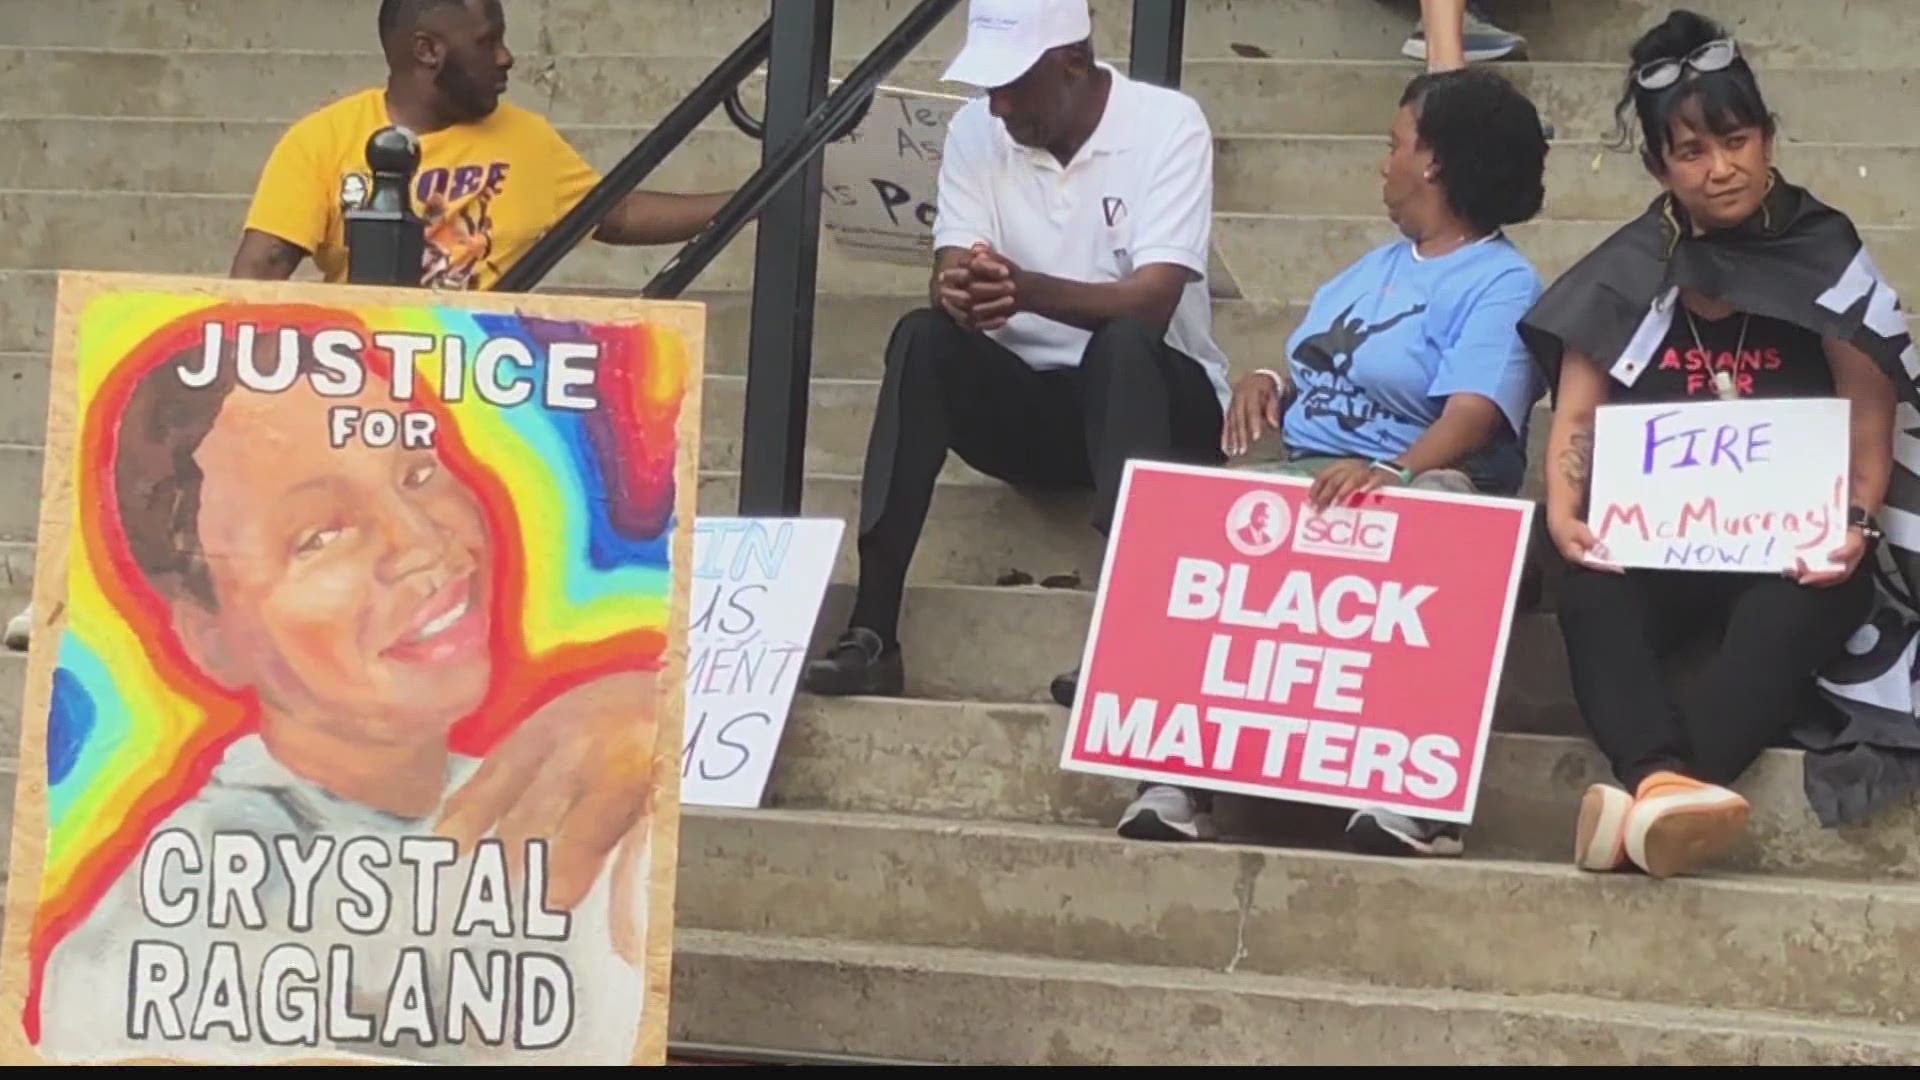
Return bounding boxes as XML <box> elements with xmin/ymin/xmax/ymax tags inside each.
<box><xmin>803</xmin><ymin>0</ymin><xmax>1232</xmax><ymax>700</ymax></box>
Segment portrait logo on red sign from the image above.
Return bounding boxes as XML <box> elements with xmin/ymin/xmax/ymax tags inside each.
<box><xmin>1225</xmin><ymin>489</ymin><xmax>1292</xmax><ymax>558</ymax></box>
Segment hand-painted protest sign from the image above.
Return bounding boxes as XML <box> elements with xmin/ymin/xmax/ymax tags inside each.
<box><xmin>819</xmin><ymin>83</ymin><xmax>968</xmax><ymax>264</ymax></box>
<box><xmin>1058</xmin><ymin>462</ymin><xmax>1534</xmax><ymax>824</ymax></box>
<box><xmin>1586</xmin><ymin>398</ymin><xmax>1849</xmax><ymax>573</ymax></box>
<box><xmin>683</xmin><ymin>517</ymin><xmax>843</xmax><ymax>808</ymax></box>
<box><xmin>1</xmin><ymin>272</ymin><xmax>704</xmax><ymax>1066</ymax></box>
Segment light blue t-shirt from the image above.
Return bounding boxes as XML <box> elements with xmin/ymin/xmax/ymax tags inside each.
<box><xmin>1279</xmin><ymin>234</ymin><xmax>1545</xmax><ymax>494</ymax></box>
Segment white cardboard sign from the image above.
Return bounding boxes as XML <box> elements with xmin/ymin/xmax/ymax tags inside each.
<box><xmin>819</xmin><ymin>83</ymin><xmax>968</xmax><ymax>264</ymax></box>
<box><xmin>682</xmin><ymin>517</ymin><xmax>844</xmax><ymax>807</ymax></box>
<box><xmin>1586</xmin><ymin>397</ymin><xmax>1850</xmax><ymax>573</ymax></box>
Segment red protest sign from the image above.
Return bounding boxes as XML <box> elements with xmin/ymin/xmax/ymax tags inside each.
<box><xmin>1059</xmin><ymin>462</ymin><xmax>1535</xmax><ymax>824</ymax></box>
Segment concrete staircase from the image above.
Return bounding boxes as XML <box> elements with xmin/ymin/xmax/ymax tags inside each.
<box><xmin>4</xmin><ymin>0</ymin><xmax>1920</xmax><ymax>1064</ymax></box>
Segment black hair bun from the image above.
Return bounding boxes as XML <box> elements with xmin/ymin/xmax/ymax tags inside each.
<box><xmin>1629</xmin><ymin>9</ymin><xmax>1733</xmax><ymax>76</ymax></box>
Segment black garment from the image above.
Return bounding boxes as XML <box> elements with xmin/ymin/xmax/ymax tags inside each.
<box><xmin>1550</xmin><ymin>300</ymin><xmax>1875</xmax><ymax>794</ymax></box>
<box><xmin>1519</xmin><ymin>173</ymin><xmax>1908</xmax><ymax>405</ymax></box>
<box><xmin>1558</xmin><ymin>562</ymin><xmax>1875</xmax><ymax>793</ymax></box>
<box><xmin>1616</xmin><ymin>307</ymin><xmax>1833</xmax><ymax>403</ymax></box>
<box><xmin>849</xmin><ymin>308</ymin><xmax>1225</xmax><ymax>646</ymax></box>
<box><xmin>1519</xmin><ymin>173</ymin><xmax>1920</xmax><ymax>823</ymax></box>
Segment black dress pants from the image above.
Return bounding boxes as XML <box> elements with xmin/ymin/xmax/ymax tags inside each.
<box><xmin>1556</xmin><ymin>560</ymin><xmax>1876</xmax><ymax>792</ymax></box>
<box><xmin>849</xmin><ymin>308</ymin><xmax>1226</xmax><ymax>645</ymax></box>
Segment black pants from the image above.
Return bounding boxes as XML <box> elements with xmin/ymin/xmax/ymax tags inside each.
<box><xmin>849</xmin><ymin>308</ymin><xmax>1226</xmax><ymax>645</ymax></box>
<box><xmin>1556</xmin><ymin>561</ymin><xmax>1876</xmax><ymax>792</ymax></box>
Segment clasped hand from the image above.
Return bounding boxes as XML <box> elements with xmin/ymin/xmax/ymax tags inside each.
<box><xmin>938</xmin><ymin>243</ymin><xmax>1022</xmax><ymax>331</ymax></box>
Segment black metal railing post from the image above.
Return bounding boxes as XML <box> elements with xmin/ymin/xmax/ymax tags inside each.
<box><xmin>346</xmin><ymin>127</ymin><xmax>425</xmax><ymax>286</ymax></box>
<box><xmin>1128</xmin><ymin>0</ymin><xmax>1187</xmax><ymax>88</ymax></box>
<box><xmin>732</xmin><ymin>0</ymin><xmax>835</xmax><ymax>516</ymax></box>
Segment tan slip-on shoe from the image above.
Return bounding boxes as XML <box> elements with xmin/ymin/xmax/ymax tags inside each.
<box><xmin>1624</xmin><ymin>771</ymin><xmax>1750</xmax><ymax>879</ymax></box>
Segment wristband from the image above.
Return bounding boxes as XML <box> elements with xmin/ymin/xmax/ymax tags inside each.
<box><xmin>1370</xmin><ymin>459</ymin><xmax>1414</xmax><ymax>485</ymax></box>
<box><xmin>1254</xmin><ymin>369</ymin><xmax>1292</xmax><ymax>399</ymax></box>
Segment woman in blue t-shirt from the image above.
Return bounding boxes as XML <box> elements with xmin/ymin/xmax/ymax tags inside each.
<box><xmin>1221</xmin><ymin>68</ymin><xmax>1549</xmax><ymax>507</ymax></box>
<box><xmin>1114</xmin><ymin>67</ymin><xmax>1551</xmax><ymax>857</ymax></box>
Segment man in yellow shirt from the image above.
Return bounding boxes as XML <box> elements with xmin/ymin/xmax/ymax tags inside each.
<box><xmin>230</xmin><ymin>0</ymin><xmax>734</xmax><ymax>287</ymax></box>
<box><xmin>4</xmin><ymin>0</ymin><xmax>735</xmax><ymax>655</ymax></box>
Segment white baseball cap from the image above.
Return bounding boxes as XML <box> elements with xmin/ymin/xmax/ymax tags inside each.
<box><xmin>941</xmin><ymin>0</ymin><xmax>1094</xmax><ymax>89</ymax></box>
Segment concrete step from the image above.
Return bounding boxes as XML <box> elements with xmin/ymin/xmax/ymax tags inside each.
<box><xmin>0</xmin><ymin>427</ymin><xmax>1546</xmax><ymax>602</ymax></box>
<box><xmin>12</xmin><ymin>118</ymin><xmax>1918</xmax><ymax>227</ymax></box>
<box><xmin>672</xmin><ymin>929</ymin><xmax>1920</xmax><ymax>1065</ymax></box>
<box><xmin>1211</xmin><ymin>212</ymin><xmax>1920</xmax><ymax>309</ymax></box>
<box><xmin>0</xmin><ymin>352</ymin><xmax>48</xmax><ymax>445</ymax></box>
<box><xmin>699</xmin><ymin>374</ymin><xmax>907</xmax><ymax>478</ymax></box>
<box><xmin>678</xmin><ymin>806</ymin><xmax>1920</xmax><ymax>1025</ymax></box>
<box><xmin>1217</xmin><ymin>135</ymin><xmax>1920</xmax><ymax>228</ymax></box>
<box><xmin>0</xmin><ymin>653</ymin><xmax>25</xmax><ymax>757</ymax></box>
<box><xmin>798</xmin><ymin>581</ymin><xmax>1576</xmax><ymax>726</ymax></box>
<box><xmin>0</xmin><ymin>118</ymin><xmax>756</xmax><ymax>205</ymax></box>
<box><xmin>694</xmin><ymin>371</ymin><xmax>1538</xmax><ymax>497</ymax></box>
<box><xmin>4</xmin><ymin>0</ymin><xmax>1908</xmax><ymax>68</ymax></box>
<box><xmin>0</xmin><ymin>188</ymin><xmax>899</xmax><ymax>295</ymax></box>
<box><xmin>6</xmin><ymin>51</ymin><xmax>1914</xmax><ymax>145</ymax></box>
<box><xmin>0</xmin><ymin>464</ymin><xmax>1086</xmax><ymax>607</ymax></box>
<box><xmin>0</xmin><ymin>446</ymin><xmax>42</xmax><ymax>544</ymax></box>
<box><xmin>0</xmin><ymin>271</ymin><xmax>1307</xmax><ymax>368</ymax></box>
<box><xmin>7</xmin><ymin>192</ymin><xmax>1913</xmax><ymax>314</ymax></box>
<box><xmin>806</xmin><ymin>582</ymin><xmax>1096</xmax><ymax>704</ymax></box>
<box><xmin>762</xmin><ymin>695</ymin><xmax>1920</xmax><ymax>883</ymax></box>
<box><xmin>699</xmin><ymin>471</ymin><xmax>1108</xmax><ymax>589</ymax></box>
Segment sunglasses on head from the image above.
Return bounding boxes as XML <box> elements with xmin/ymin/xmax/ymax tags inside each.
<box><xmin>1634</xmin><ymin>38</ymin><xmax>1740</xmax><ymax>91</ymax></box>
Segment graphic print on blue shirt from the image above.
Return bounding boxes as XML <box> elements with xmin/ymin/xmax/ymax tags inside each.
<box><xmin>1291</xmin><ymin>300</ymin><xmax>1429</xmax><ymax>433</ymax></box>
<box><xmin>1279</xmin><ymin>236</ymin><xmax>1546</xmax><ymax>494</ymax></box>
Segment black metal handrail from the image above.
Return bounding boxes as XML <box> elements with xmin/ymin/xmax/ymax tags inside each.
<box><xmin>637</xmin><ymin>0</ymin><xmax>961</xmax><ymax>301</ymax></box>
<box><xmin>720</xmin><ymin>75</ymin><xmax>877</xmax><ymax>145</ymax></box>
<box><xmin>488</xmin><ymin>17</ymin><xmax>776</xmax><ymax>294</ymax></box>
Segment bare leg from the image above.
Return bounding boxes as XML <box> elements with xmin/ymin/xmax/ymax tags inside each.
<box><xmin>1420</xmin><ymin>0</ymin><xmax>1468</xmax><ymax>71</ymax></box>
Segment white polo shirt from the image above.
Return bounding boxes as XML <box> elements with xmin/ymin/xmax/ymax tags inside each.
<box><xmin>931</xmin><ymin>64</ymin><xmax>1233</xmax><ymax>410</ymax></box>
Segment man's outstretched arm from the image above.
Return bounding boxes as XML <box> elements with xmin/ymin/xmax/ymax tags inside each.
<box><xmin>593</xmin><ymin>189</ymin><xmax>736</xmax><ymax>246</ymax></box>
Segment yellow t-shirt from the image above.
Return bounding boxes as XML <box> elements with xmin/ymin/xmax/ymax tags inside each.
<box><xmin>241</xmin><ymin>87</ymin><xmax>601</xmax><ymax>290</ymax></box>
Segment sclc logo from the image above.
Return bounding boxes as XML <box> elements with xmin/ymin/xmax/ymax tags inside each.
<box><xmin>1294</xmin><ymin>506</ymin><xmax>1399</xmax><ymax>563</ymax></box>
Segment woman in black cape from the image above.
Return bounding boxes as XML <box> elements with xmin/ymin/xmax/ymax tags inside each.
<box><xmin>1519</xmin><ymin>10</ymin><xmax>1909</xmax><ymax>880</ymax></box>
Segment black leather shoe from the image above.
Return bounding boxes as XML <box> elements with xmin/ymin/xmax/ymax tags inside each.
<box><xmin>802</xmin><ymin>627</ymin><xmax>905</xmax><ymax>697</ymax></box>
<box><xmin>1050</xmin><ymin>664</ymin><xmax>1080</xmax><ymax>708</ymax></box>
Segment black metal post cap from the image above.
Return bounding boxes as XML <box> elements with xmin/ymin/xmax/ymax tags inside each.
<box><xmin>366</xmin><ymin>126</ymin><xmax>421</xmax><ymax>175</ymax></box>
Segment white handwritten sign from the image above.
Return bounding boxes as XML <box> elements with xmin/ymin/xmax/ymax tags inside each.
<box><xmin>819</xmin><ymin>83</ymin><xmax>968</xmax><ymax>264</ymax></box>
<box><xmin>1587</xmin><ymin>398</ymin><xmax>1850</xmax><ymax>573</ymax></box>
<box><xmin>682</xmin><ymin>517</ymin><xmax>844</xmax><ymax>807</ymax></box>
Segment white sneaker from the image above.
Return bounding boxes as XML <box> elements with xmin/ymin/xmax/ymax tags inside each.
<box><xmin>1344</xmin><ymin>807</ymin><xmax>1465</xmax><ymax>857</ymax></box>
<box><xmin>5</xmin><ymin>604</ymin><xmax>29</xmax><ymax>651</ymax></box>
<box><xmin>1116</xmin><ymin>785</ymin><xmax>1217</xmax><ymax>842</ymax></box>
